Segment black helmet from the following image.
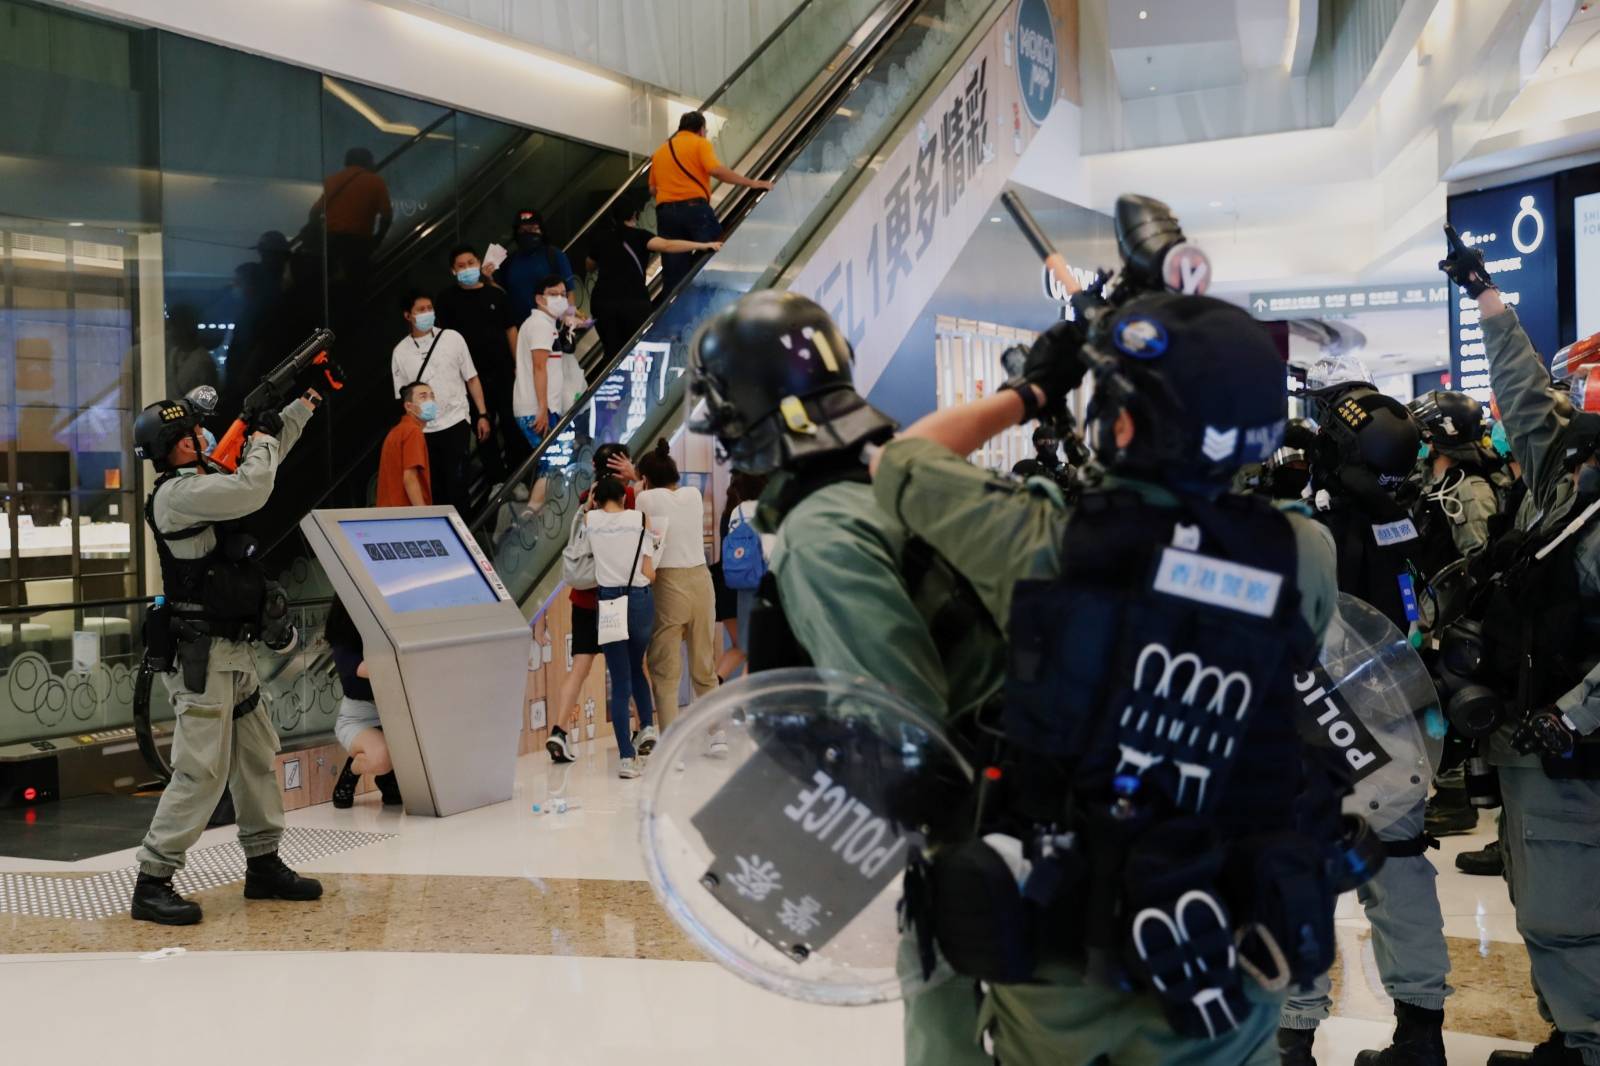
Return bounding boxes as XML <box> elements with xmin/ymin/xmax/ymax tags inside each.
<box><xmin>1409</xmin><ymin>390</ymin><xmax>1483</xmax><ymax>452</ymax></box>
<box><xmin>133</xmin><ymin>399</ymin><xmax>201</xmax><ymax>471</ymax></box>
<box><xmin>688</xmin><ymin>290</ymin><xmax>894</xmax><ymax>474</ymax></box>
<box><xmin>1314</xmin><ymin>384</ymin><xmax>1419</xmax><ymax>482</ymax></box>
<box><xmin>1084</xmin><ymin>292</ymin><xmax>1287</xmax><ymax>488</ymax></box>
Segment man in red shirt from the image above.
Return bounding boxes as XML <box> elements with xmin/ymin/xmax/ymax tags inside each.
<box><xmin>376</xmin><ymin>382</ymin><xmax>433</xmax><ymax>507</ymax></box>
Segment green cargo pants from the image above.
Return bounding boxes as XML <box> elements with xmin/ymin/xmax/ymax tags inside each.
<box><xmin>136</xmin><ymin>645</ymin><xmax>285</xmax><ymax>877</ymax></box>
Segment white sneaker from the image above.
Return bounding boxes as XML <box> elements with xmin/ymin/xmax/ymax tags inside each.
<box><xmin>545</xmin><ymin>727</ymin><xmax>574</xmax><ymax>764</ymax></box>
<box><xmin>635</xmin><ymin>725</ymin><xmax>659</xmax><ymax>756</ymax></box>
<box><xmin>618</xmin><ymin>757</ymin><xmax>641</xmax><ymax>780</ymax></box>
<box><xmin>707</xmin><ymin>730</ymin><xmax>729</xmax><ymax>759</ymax></box>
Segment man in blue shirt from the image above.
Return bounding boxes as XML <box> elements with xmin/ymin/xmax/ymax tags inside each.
<box><xmin>494</xmin><ymin>208</ymin><xmax>577</xmax><ymax>323</ymax></box>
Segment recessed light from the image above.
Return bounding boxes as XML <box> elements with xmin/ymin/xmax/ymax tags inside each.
<box><xmin>1139</xmin><ymin>9</ymin><xmax>1149</xmax><ymax>18</ymax></box>
<box><xmin>1209</xmin><ymin>200</ymin><xmax>1223</xmax><ymax>208</ymax></box>
<box><xmin>990</xmin><ymin>216</ymin><xmax>1003</xmax><ymax>223</ymax></box>
<box><xmin>1149</xmin><ymin>85</ymin><xmax>1157</xmax><ymax>92</ymax></box>
<box><xmin>67</xmin><ymin>221</ymin><xmax>84</xmax><ymax>227</ymax></box>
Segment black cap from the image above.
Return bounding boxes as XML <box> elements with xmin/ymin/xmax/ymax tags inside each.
<box><xmin>514</xmin><ymin>209</ymin><xmax>543</xmax><ymax>228</ymax></box>
<box><xmin>1090</xmin><ymin>292</ymin><xmax>1287</xmax><ymax>485</ymax></box>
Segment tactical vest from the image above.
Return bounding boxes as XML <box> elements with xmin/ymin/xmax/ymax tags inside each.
<box><xmin>146</xmin><ymin>471</ymin><xmax>269</xmax><ymax>641</ymax></box>
<box><xmin>1315</xmin><ymin>499</ymin><xmax>1418</xmax><ymax>631</ymax></box>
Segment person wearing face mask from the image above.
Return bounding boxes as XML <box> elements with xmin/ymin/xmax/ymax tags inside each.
<box><xmin>1437</xmin><ymin>240</ymin><xmax>1600</xmax><ymax>1066</ymax></box>
<box><xmin>512</xmin><ymin>276</ymin><xmax>577</xmax><ymax>510</ymax></box>
<box><xmin>390</xmin><ymin>290</ymin><xmax>490</xmax><ymax>514</ymax></box>
<box><xmin>128</xmin><ymin>386</ymin><xmax>325</xmax><ymax>925</ymax></box>
<box><xmin>497</xmin><ymin>208</ymin><xmax>578</xmax><ymax>324</ymax></box>
<box><xmin>376</xmin><ymin>381</ymin><xmax>435</xmax><ymax>507</ymax></box>
<box><xmin>434</xmin><ymin>245</ymin><xmax>527</xmax><ymax>482</ymax></box>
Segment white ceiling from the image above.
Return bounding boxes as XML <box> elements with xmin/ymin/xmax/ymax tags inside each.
<box><xmin>1106</xmin><ymin>0</ymin><xmax>1246</xmax><ymax>98</ymax></box>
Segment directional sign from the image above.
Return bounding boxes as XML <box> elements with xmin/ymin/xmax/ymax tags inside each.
<box><xmin>1248</xmin><ymin>284</ymin><xmax>1448</xmax><ymax>319</ymax></box>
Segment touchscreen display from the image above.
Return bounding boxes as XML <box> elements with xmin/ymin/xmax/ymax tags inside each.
<box><xmin>338</xmin><ymin>517</ymin><xmax>499</xmax><ymax>613</ymax></box>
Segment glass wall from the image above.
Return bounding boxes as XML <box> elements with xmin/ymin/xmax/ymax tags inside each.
<box><xmin>0</xmin><ymin>0</ymin><xmax>634</xmax><ymax>745</ymax></box>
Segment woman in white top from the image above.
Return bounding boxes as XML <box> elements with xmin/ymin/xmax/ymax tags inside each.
<box><xmin>585</xmin><ymin>476</ymin><xmax>657</xmax><ymax>779</ymax></box>
<box><xmin>635</xmin><ymin>440</ymin><xmax>717</xmax><ymax>729</ymax></box>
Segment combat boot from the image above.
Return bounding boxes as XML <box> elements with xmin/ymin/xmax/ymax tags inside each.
<box><xmin>131</xmin><ymin>873</ymin><xmax>202</xmax><ymax>925</ymax></box>
<box><xmin>1423</xmin><ymin>786</ymin><xmax>1476</xmax><ymax>836</ymax></box>
<box><xmin>243</xmin><ymin>851</ymin><xmax>323</xmax><ymax>901</ymax></box>
<box><xmin>1487</xmin><ymin>1031</ymin><xmax>1583</xmax><ymax>1064</ymax></box>
<box><xmin>1278</xmin><ymin>1025</ymin><xmax>1317</xmax><ymax>1066</ymax></box>
<box><xmin>1456</xmin><ymin>839</ymin><xmax>1503</xmax><ymax>877</ymax></box>
<box><xmin>1354</xmin><ymin>1002</ymin><xmax>1447</xmax><ymax>1066</ymax></box>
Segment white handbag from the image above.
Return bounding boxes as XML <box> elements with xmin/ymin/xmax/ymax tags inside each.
<box><xmin>597</xmin><ymin>527</ymin><xmax>646</xmax><ymax>645</ymax></box>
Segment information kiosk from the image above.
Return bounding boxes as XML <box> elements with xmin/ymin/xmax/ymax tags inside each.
<box><xmin>300</xmin><ymin>506</ymin><xmax>529</xmax><ymax>817</ymax></box>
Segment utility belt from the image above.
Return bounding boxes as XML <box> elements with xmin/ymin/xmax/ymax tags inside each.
<box><xmin>905</xmin><ymin>778</ymin><xmax>1382</xmax><ymax>1040</ymax></box>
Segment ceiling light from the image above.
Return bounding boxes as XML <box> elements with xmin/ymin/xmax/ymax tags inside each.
<box><xmin>1149</xmin><ymin>85</ymin><xmax>1157</xmax><ymax>92</ymax></box>
<box><xmin>1208</xmin><ymin>200</ymin><xmax>1223</xmax><ymax>208</ymax></box>
<box><xmin>1139</xmin><ymin>9</ymin><xmax>1148</xmax><ymax>18</ymax></box>
<box><xmin>67</xmin><ymin>222</ymin><xmax>84</xmax><ymax>227</ymax></box>
<box><xmin>990</xmin><ymin>216</ymin><xmax>1003</xmax><ymax>223</ymax></box>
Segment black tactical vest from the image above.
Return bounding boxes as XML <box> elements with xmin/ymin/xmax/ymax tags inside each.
<box><xmin>1315</xmin><ymin>498</ymin><xmax>1419</xmax><ymax>632</ymax></box>
<box><xmin>146</xmin><ymin>471</ymin><xmax>269</xmax><ymax>639</ymax></box>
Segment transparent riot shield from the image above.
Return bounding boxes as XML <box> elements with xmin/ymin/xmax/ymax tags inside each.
<box><xmin>1298</xmin><ymin>593</ymin><xmax>1443</xmax><ymax>833</ymax></box>
<box><xmin>640</xmin><ymin>668</ymin><xmax>971</xmax><ymax>1005</ymax></box>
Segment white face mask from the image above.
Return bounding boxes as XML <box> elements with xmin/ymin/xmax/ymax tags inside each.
<box><xmin>543</xmin><ymin>295</ymin><xmax>569</xmax><ymax>318</ymax></box>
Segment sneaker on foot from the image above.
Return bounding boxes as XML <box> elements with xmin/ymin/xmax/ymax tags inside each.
<box><xmin>619</xmin><ymin>757</ymin><xmax>641</xmax><ymax>780</ymax></box>
<box><xmin>707</xmin><ymin>729</ymin><xmax>729</xmax><ymax>759</ymax></box>
<box><xmin>635</xmin><ymin>725</ymin><xmax>659</xmax><ymax>756</ymax></box>
<box><xmin>546</xmin><ymin>726</ymin><xmax>574</xmax><ymax>764</ymax></box>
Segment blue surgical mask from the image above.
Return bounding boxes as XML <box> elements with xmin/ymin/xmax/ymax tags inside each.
<box><xmin>417</xmin><ymin>400</ymin><xmax>439</xmax><ymax>423</ymax></box>
<box><xmin>201</xmin><ymin>427</ymin><xmax>217</xmax><ymax>452</ymax></box>
<box><xmin>1490</xmin><ymin>421</ymin><xmax>1510</xmax><ymax>457</ymax></box>
<box><xmin>456</xmin><ymin>267</ymin><xmax>481</xmax><ymax>287</ymax></box>
<box><xmin>413</xmin><ymin>311</ymin><xmax>435</xmax><ymax>333</ymax></box>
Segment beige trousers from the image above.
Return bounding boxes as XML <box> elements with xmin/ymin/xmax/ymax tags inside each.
<box><xmin>646</xmin><ymin>564</ymin><xmax>718</xmax><ymax>728</ymax></box>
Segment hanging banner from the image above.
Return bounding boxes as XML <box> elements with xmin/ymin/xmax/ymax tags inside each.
<box><xmin>790</xmin><ymin>0</ymin><xmax>1054</xmax><ymax>397</ymax></box>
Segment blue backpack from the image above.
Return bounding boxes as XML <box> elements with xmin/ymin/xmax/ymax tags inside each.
<box><xmin>722</xmin><ymin>513</ymin><xmax>767</xmax><ymax>590</ymax></box>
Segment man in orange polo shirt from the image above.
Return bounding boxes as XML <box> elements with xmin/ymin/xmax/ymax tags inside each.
<box><xmin>648</xmin><ymin>111</ymin><xmax>773</xmax><ymax>290</ymax></box>
<box><xmin>376</xmin><ymin>381</ymin><xmax>434</xmax><ymax>507</ymax></box>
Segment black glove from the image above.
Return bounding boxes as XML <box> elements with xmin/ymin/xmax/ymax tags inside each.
<box><xmin>249</xmin><ymin>408</ymin><xmax>284</xmax><ymax>439</ymax></box>
<box><xmin>1438</xmin><ymin>225</ymin><xmax>1495</xmax><ymax>298</ymax></box>
<box><xmin>1001</xmin><ymin>320</ymin><xmax>1088</xmax><ymax>424</ymax></box>
<box><xmin>1512</xmin><ymin>708</ymin><xmax>1579</xmax><ymax>758</ymax></box>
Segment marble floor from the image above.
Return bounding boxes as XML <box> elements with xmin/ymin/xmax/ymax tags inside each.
<box><xmin>0</xmin><ymin>742</ymin><xmax>1543</xmax><ymax>1065</ymax></box>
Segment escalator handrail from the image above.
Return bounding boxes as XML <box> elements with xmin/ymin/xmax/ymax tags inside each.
<box><xmin>467</xmin><ymin>0</ymin><xmax>923</xmax><ymax>535</ymax></box>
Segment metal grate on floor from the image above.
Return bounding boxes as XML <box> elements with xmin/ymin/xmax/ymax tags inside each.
<box><xmin>0</xmin><ymin>827</ymin><xmax>393</xmax><ymax>921</ymax></box>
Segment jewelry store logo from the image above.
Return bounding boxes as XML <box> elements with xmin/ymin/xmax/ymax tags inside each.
<box><xmin>1459</xmin><ymin>195</ymin><xmax>1546</xmax><ymax>257</ymax></box>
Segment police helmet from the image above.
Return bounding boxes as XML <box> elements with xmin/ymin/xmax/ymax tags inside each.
<box><xmin>688</xmin><ymin>290</ymin><xmax>893</xmax><ymax>474</ymax></box>
<box><xmin>1314</xmin><ymin>384</ymin><xmax>1420</xmax><ymax>480</ymax></box>
<box><xmin>1409</xmin><ymin>390</ymin><xmax>1483</xmax><ymax>450</ymax></box>
<box><xmin>1084</xmin><ymin>292</ymin><xmax>1287</xmax><ymax>488</ymax></box>
<box><xmin>133</xmin><ymin>399</ymin><xmax>201</xmax><ymax>471</ymax></box>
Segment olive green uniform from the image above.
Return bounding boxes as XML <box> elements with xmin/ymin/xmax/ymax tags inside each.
<box><xmin>872</xmin><ymin>437</ymin><xmax>1340</xmax><ymax>1066</ymax></box>
<box><xmin>1422</xmin><ymin>463</ymin><xmax>1499</xmax><ymax>559</ymax></box>
<box><xmin>765</xmin><ymin>475</ymin><xmax>1006</xmax><ymax>1066</ymax></box>
<box><xmin>136</xmin><ymin>399</ymin><xmax>312</xmax><ymax>878</ymax></box>
<box><xmin>1481</xmin><ymin>308</ymin><xmax>1600</xmax><ymax>1065</ymax></box>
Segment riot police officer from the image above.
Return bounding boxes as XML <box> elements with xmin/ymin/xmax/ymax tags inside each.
<box><xmin>128</xmin><ymin>388</ymin><xmax>324</xmax><ymax>925</ymax></box>
<box><xmin>1440</xmin><ymin>239</ymin><xmax>1600</xmax><ymax>1066</ymax></box>
<box><xmin>688</xmin><ymin>289</ymin><xmax>1010</xmax><ymax>1066</ymax></box>
<box><xmin>1281</xmin><ymin>386</ymin><xmax>1453</xmax><ymax>1065</ymax></box>
<box><xmin>868</xmin><ymin>292</ymin><xmax>1345</xmax><ymax>1065</ymax></box>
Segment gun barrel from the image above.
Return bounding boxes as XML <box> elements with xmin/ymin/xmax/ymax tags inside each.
<box><xmin>264</xmin><ymin>328</ymin><xmax>336</xmax><ymax>390</ymax></box>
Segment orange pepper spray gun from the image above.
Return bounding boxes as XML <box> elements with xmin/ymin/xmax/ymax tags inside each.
<box><xmin>207</xmin><ymin>328</ymin><xmax>341</xmax><ymax>472</ymax></box>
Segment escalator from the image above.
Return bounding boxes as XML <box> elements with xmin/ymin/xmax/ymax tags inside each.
<box><xmin>462</xmin><ymin>0</ymin><xmax>1012</xmax><ymax>614</ymax></box>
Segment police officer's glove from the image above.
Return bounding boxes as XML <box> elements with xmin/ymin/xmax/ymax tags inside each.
<box><xmin>1438</xmin><ymin>230</ymin><xmax>1494</xmax><ymax>298</ymax></box>
<box><xmin>1511</xmin><ymin>708</ymin><xmax>1580</xmax><ymax>757</ymax></box>
<box><xmin>249</xmin><ymin>407</ymin><xmax>284</xmax><ymax>439</ymax></box>
<box><xmin>1000</xmin><ymin>320</ymin><xmax>1088</xmax><ymax>425</ymax></box>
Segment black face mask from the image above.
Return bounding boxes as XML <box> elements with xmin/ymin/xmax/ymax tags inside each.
<box><xmin>517</xmin><ymin>232</ymin><xmax>543</xmax><ymax>252</ymax></box>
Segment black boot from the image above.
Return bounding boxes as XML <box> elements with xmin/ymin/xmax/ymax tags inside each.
<box><xmin>1423</xmin><ymin>786</ymin><xmax>1477</xmax><ymax>836</ymax></box>
<box><xmin>332</xmin><ymin>757</ymin><xmax>358</xmax><ymax>809</ymax></box>
<box><xmin>243</xmin><ymin>851</ymin><xmax>323</xmax><ymax>901</ymax></box>
<box><xmin>375</xmin><ymin>771</ymin><xmax>402</xmax><ymax>806</ymax></box>
<box><xmin>1354</xmin><ymin>1002</ymin><xmax>1447</xmax><ymax>1066</ymax></box>
<box><xmin>1278</xmin><ymin>1025</ymin><xmax>1318</xmax><ymax>1066</ymax></box>
<box><xmin>1487</xmin><ymin>1031</ymin><xmax>1583</xmax><ymax>1064</ymax></box>
<box><xmin>1456</xmin><ymin>839</ymin><xmax>1504</xmax><ymax>877</ymax></box>
<box><xmin>131</xmin><ymin>872</ymin><xmax>203</xmax><ymax>925</ymax></box>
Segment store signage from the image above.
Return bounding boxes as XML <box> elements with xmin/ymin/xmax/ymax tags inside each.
<box><xmin>1014</xmin><ymin>0</ymin><xmax>1057</xmax><ymax>126</ymax></box>
<box><xmin>1446</xmin><ymin>178</ymin><xmax>1558</xmax><ymax>402</ymax></box>
<box><xmin>791</xmin><ymin>0</ymin><xmax>1046</xmax><ymax>398</ymax></box>
<box><xmin>1575</xmin><ymin>190</ymin><xmax>1600</xmax><ymax>340</ymax></box>
<box><xmin>1247</xmin><ymin>283</ymin><xmax>1448</xmax><ymax>319</ymax></box>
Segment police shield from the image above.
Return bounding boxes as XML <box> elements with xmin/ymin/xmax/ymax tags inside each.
<box><xmin>1296</xmin><ymin>593</ymin><xmax>1442</xmax><ymax>833</ymax></box>
<box><xmin>640</xmin><ymin>668</ymin><xmax>971</xmax><ymax>1005</ymax></box>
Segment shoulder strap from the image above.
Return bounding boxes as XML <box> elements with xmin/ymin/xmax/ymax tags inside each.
<box><xmin>415</xmin><ymin>330</ymin><xmax>444</xmax><ymax>382</ymax></box>
<box><xmin>626</xmin><ymin>522</ymin><xmax>647</xmax><ymax>587</ymax></box>
<box><xmin>667</xmin><ymin>134</ymin><xmax>712</xmax><ymax>200</ymax></box>
<box><xmin>145</xmin><ymin>473</ymin><xmax>209</xmax><ymax>544</ymax></box>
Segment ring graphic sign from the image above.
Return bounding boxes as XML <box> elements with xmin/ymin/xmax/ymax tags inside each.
<box><xmin>1015</xmin><ymin>0</ymin><xmax>1056</xmax><ymax>126</ymax></box>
